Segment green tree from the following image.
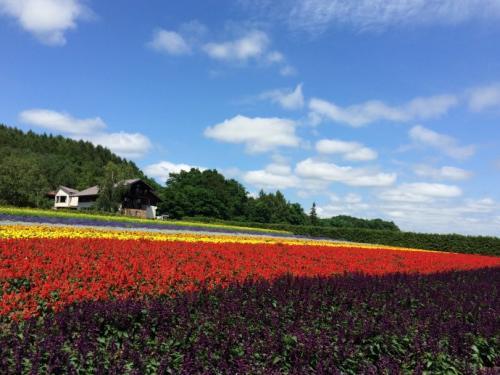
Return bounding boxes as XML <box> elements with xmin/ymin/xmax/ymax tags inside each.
<box><xmin>324</xmin><ymin>215</ymin><xmax>399</xmax><ymax>231</ymax></box>
<box><xmin>0</xmin><ymin>156</ymin><xmax>51</xmax><ymax>207</ymax></box>
<box><xmin>245</xmin><ymin>190</ymin><xmax>308</xmax><ymax>224</ymax></box>
<box><xmin>158</xmin><ymin>169</ymin><xmax>249</xmax><ymax>220</ymax></box>
<box><xmin>95</xmin><ymin>162</ymin><xmax>139</xmax><ymax>212</ymax></box>
<box><xmin>309</xmin><ymin>202</ymin><xmax>319</xmax><ymax>226</ymax></box>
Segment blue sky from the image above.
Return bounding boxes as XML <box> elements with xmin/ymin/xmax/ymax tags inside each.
<box><xmin>1</xmin><ymin>0</ymin><xmax>500</xmax><ymax>235</ymax></box>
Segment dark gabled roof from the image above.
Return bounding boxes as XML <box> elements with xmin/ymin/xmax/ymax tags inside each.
<box><xmin>119</xmin><ymin>178</ymin><xmax>141</xmax><ymax>186</ymax></box>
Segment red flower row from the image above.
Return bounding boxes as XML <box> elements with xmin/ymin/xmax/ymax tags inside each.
<box><xmin>1</xmin><ymin>238</ymin><xmax>499</xmax><ymax>319</ymax></box>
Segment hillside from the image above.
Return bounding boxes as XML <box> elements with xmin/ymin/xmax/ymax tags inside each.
<box><xmin>0</xmin><ymin>124</ymin><xmax>155</xmax><ymax>207</ymax></box>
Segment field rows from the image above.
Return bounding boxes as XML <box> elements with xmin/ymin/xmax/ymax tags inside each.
<box><xmin>0</xmin><ymin>223</ymin><xmax>499</xmax><ymax>373</ymax></box>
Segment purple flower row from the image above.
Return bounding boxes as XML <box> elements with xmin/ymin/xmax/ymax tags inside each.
<box><xmin>1</xmin><ymin>268</ymin><xmax>498</xmax><ymax>374</ymax></box>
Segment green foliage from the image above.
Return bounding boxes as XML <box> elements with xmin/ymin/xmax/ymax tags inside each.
<box><xmin>159</xmin><ymin>169</ymin><xmax>249</xmax><ymax>220</ymax></box>
<box><xmin>0</xmin><ymin>125</ymin><xmax>158</xmax><ymax>207</ymax></box>
<box><xmin>0</xmin><ymin>155</ymin><xmax>52</xmax><ymax>208</ymax></box>
<box><xmin>180</xmin><ymin>218</ymin><xmax>500</xmax><ymax>255</ymax></box>
<box><xmin>320</xmin><ymin>215</ymin><xmax>400</xmax><ymax>231</ymax></box>
<box><xmin>245</xmin><ymin>190</ymin><xmax>308</xmax><ymax>225</ymax></box>
<box><xmin>253</xmin><ymin>224</ymin><xmax>500</xmax><ymax>256</ymax></box>
<box><xmin>95</xmin><ymin>162</ymin><xmax>138</xmax><ymax>212</ymax></box>
<box><xmin>159</xmin><ymin>170</ymin><xmax>308</xmax><ymax>224</ymax></box>
<box><xmin>309</xmin><ymin>202</ymin><xmax>319</xmax><ymax>226</ymax></box>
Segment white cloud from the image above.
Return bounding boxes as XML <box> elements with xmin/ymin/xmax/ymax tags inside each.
<box><xmin>204</xmin><ymin>115</ymin><xmax>300</xmax><ymax>153</ymax></box>
<box><xmin>308</xmin><ymin>190</ymin><xmax>500</xmax><ymax>236</ymax></box>
<box><xmin>467</xmin><ymin>83</ymin><xmax>500</xmax><ymax>112</ymax></box>
<box><xmin>380</xmin><ymin>182</ymin><xmax>462</xmax><ymax>203</ymax></box>
<box><xmin>309</xmin><ymin>94</ymin><xmax>458</xmax><ymax>127</ymax></box>
<box><xmin>378</xmin><ymin>197</ymin><xmax>499</xmax><ymax>236</ymax></box>
<box><xmin>144</xmin><ymin>161</ymin><xmax>203</xmax><ymax>183</ymax></box>
<box><xmin>409</xmin><ymin>125</ymin><xmax>475</xmax><ymax>159</ymax></box>
<box><xmin>280</xmin><ymin>65</ymin><xmax>297</xmax><ymax>76</ymax></box>
<box><xmin>178</xmin><ymin>19</ymin><xmax>208</xmax><ymax>38</ymax></box>
<box><xmin>86</xmin><ymin>132</ymin><xmax>152</xmax><ymax>160</ymax></box>
<box><xmin>266</xmin><ymin>51</ymin><xmax>284</xmax><ymax>63</ymax></box>
<box><xmin>148</xmin><ymin>29</ymin><xmax>191</xmax><ymax>55</ymax></box>
<box><xmin>344</xmin><ymin>193</ymin><xmax>362</xmax><ymax>204</ymax></box>
<box><xmin>413</xmin><ymin>165</ymin><xmax>473</xmax><ymax>181</ymax></box>
<box><xmin>316</xmin><ymin>193</ymin><xmax>369</xmax><ymax>218</ymax></box>
<box><xmin>286</xmin><ymin>0</ymin><xmax>500</xmax><ymax>34</ymax></box>
<box><xmin>147</xmin><ymin>26</ymin><xmax>292</xmax><ymax>73</ymax></box>
<box><xmin>19</xmin><ymin>109</ymin><xmax>106</xmax><ymax>135</ymax></box>
<box><xmin>244</xmin><ymin>163</ymin><xmax>299</xmax><ymax>189</ymax></box>
<box><xmin>0</xmin><ymin>0</ymin><xmax>91</xmax><ymax>46</ymax></box>
<box><xmin>463</xmin><ymin>198</ymin><xmax>497</xmax><ymax>213</ymax></box>
<box><xmin>203</xmin><ymin>30</ymin><xmax>271</xmax><ymax>62</ymax></box>
<box><xmin>243</xmin><ymin>160</ymin><xmax>332</xmax><ymax>192</ymax></box>
<box><xmin>316</xmin><ymin>139</ymin><xmax>377</xmax><ymax>161</ymax></box>
<box><xmin>295</xmin><ymin>158</ymin><xmax>396</xmax><ymax>187</ymax></box>
<box><xmin>19</xmin><ymin>108</ymin><xmax>151</xmax><ymax>159</ymax></box>
<box><xmin>261</xmin><ymin>83</ymin><xmax>305</xmax><ymax>110</ymax></box>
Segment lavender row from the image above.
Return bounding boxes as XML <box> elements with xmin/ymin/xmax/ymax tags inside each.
<box><xmin>0</xmin><ymin>213</ymin><xmax>295</xmax><ymax>237</ymax></box>
<box><xmin>1</xmin><ymin>268</ymin><xmax>499</xmax><ymax>374</ymax></box>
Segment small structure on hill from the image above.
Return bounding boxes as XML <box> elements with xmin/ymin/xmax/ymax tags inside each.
<box><xmin>52</xmin><ymin>179</ymin><xmax>160</xmax><ymax>219</ymax></box>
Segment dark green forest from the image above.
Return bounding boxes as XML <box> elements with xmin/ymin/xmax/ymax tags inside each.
<box><xmin>0</xmin><ymin>125</ymin><xmax>399</xmax><ymax>230</ymax></box>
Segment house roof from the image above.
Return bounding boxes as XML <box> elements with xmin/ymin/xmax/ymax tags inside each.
<box><xmin>74</xmin><ymin>185</ymin><xmax>99</xmax><ymax>197</ymax></box>
<box><xmin>119</xmin><ymin>178</ymin><xmax>141</xmax><ymax>186</ymax></box>
<box><xmin>54</xmin><ymin>179</ymin><xmax>159</xmax><ymax>200</ymax></box>
<box><xmin>116</xmin><ymin>178</ymin><xmax>160</xmax><ymax>200</ymax></box>
<box><xmin>73</xmin><ymin>180</ymin><xmax>142</xmax><ymax>197</ymax></box>
<box><xmin>58</xmin><ymin>186</ymin><xmax>79</xmax><ymax>195</ymax></box>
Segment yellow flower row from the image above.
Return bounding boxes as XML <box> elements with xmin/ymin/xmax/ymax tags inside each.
<box><xmin>0</xmin><ymin>224</ymin><xmax>442</xmax><ymax>253</ymax></box>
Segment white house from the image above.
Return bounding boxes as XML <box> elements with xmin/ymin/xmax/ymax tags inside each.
<box><xmin>54</xmin><ymin>186</ymin><xmax>80</xmax><ymax>209</ymax></box>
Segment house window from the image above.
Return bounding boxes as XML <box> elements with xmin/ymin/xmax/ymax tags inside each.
<box><xmin>59</xmin><ymin>196</ymin><xmax>66</xmax><ymax>203</ymax></box>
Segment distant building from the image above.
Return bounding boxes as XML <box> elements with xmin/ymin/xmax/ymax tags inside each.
<box><xmin>53</xmin><ymin>179</ymin><xmax>160</xmax><ymax>219</ymax></box>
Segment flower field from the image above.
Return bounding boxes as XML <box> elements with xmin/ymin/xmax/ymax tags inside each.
<box><xmin>1</xmin><ymin>224</ymin><xmax>499</xmax><ymax>373</ymax></box>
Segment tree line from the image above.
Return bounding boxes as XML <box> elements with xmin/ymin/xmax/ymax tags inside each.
<box><xmin>159</xmin><ymin>168</ymin><xmax>399</xmax><ymax>230</ymax></box>
<box><xmin>0</xmin><ymin>125</ymin><xmax>399</xmax><ymax>231</ymax></box>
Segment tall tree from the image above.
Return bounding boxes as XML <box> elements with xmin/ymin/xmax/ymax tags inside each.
<box><xmin>309</xmin><ymin>202</ymin><xmax>319</xmax><ymax>226</ymax></box>
<box><xmin>0</xmin><ymin>156</ymin><xmax>51</xmax><ymax>208</ymax></box>
<box><xmin>95</xmin><ymin>162</ymin><xmax>139</xmax><ymax>212</ymax></box>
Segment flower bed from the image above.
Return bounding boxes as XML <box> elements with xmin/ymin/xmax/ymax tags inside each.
<box><xmin>1</xmin><ymin>270</ymin><xmax>498</xmax><ymax>374</ymax></box>
<box><xmin>1</xmin><ymin>223</ymin><xmax>498</xmax><ymax>373</ymax></box>
<box><xmin>1</xmin><ymin>233</ymin><xmax>498</xmax><ymax>319</ymax></box>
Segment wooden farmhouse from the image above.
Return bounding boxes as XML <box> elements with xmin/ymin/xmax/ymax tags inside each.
<box><xmin>52</xmin><ymin>179</ymin><xmax>160</xmax><ymax>219</ymax></box>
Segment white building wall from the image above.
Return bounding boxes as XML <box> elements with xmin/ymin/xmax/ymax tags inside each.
<box><xmin>54</xmin><ymin>189</ymin><xmax>79</xmax><ymax>209</ymax></box>
<box><xmin>146</xmin><ymin>205</ymin><xmax>157</xmax><ymax>219</ymax></box>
